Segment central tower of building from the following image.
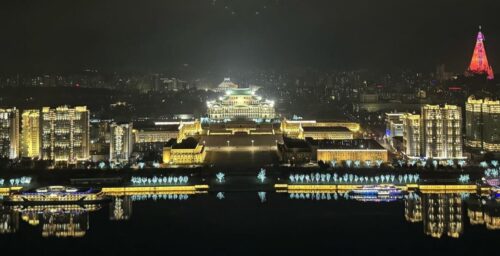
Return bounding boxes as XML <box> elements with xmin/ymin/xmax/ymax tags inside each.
<box><xmin>207</xmin><ymin>88</ymin><xmax>276</xmax><ymax>121</ymax></box>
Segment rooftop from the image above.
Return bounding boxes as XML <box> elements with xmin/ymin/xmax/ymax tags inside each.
<box><xmin>225</xmin><ymin>88</ymin><xmax>255</xmax><ymax>96</ymax></box>
<box><xmin>302</xmin><ymin>126</ymin><xmax>351</xmax><ymax>132</ymax></box>
<box><xmin>166</xmin><ymin>137</ymin><xmax>200</xmax><ymax>149</ymax></box>
<box><xmin>308</xmin><ymin>139</ymin><xmax>386</xmax><ymax>150</ymax></box>
<box><xmin>282</xmin><ymin>137</ymin><xmax>311</xmax><ymax>149</ymax></box>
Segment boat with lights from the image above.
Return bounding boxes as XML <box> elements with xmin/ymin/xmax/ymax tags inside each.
<box><xmin>4</xmin><ymin>186</ymin><xmax>108</xmax><ymax>205</ymax></box>
<box><xmin>349</xmin><ymin>185</ymin><xmax>404</xmax><ymax>202</ymax></box>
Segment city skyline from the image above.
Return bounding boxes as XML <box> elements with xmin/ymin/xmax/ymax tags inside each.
<box><xmin>1</xmin><ymin>2</ymin><xmax>499</xmax><ymax>255</ymax></box>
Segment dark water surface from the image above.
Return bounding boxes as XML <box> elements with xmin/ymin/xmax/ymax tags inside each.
<box><xmin>1</xmin><ymin>192</ymin><xmax>499</xmax><ymax>255</ymax></box>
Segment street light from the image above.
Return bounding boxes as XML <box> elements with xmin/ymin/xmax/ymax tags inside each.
<box><xmin>227</xmin><ymin>140</ymin><xmax>230</xmax><ymax>147</ymax></box>
<box><xmin>251</xmin><ymin>139</ymin><xmax>254</xmax><ymax>147</ymax></box>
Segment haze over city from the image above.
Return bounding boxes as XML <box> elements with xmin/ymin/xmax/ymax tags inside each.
<box><xmin>2</xmin><ymin>0</ymin><xmax>500</xmax><ymax>73</ymax></box>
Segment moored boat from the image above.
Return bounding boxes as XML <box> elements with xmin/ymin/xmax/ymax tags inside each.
<box><xmin>4</xmin><ymin>186</ymin><xmax>108</xmax><ymax>205</ymax></box>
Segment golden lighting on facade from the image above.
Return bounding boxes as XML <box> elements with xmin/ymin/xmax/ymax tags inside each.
<box><xmin>41</xmin><ymin>106</ymin><xmax>90</xmax><ymax>163</ymax></box>
<box><xmin>21</xmin><ymin>109</ymin><xmax>40</xmax><ymax>158</ymax></box>
<box><xmin>0</xmin><ymin>107</ymin><xmax>20</xmax><ymax>159</ymax></box>
<box><xmin>466</xmin><ymin>96</ymin><xmax>500</xmax><ymax>152</ymax></box>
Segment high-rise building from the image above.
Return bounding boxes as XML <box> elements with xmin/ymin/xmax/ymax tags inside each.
<box><xmin>466</xmin><ymin>26</ymin><xmax>494</xmax><ymax>80</ymax></box>
<box><xmin>41</xmin><ymin>106</ymin><xmax>90</xmax><ymax>163</ymax></box>
<box><xmin>465</xmin><ymin>96</ymin><xmax>500</xmax><ymax>152</ymax></box>
<box><xmin>207</xmin><ymin>88</ymin><xmax>276</xmax><ymax>121</ymax></box>
<box><xmin>0</xmin><ymin>108</ymin><xmax>20</xmax><ymax>159</ymax></box>
<box><xmin>109</xmin><ymin>122</ymin><xmax>133</xmax><ymax>164</ymax></box>
<box><xmin>402</xmin><ymin>113</ymin><xmax>421</xmax><ymax>159</ymax></box>
<box><xmin>385</xmin><ymin>113</ymin><xmax>404</xmax><ymax>138</ymax></box>
<box><xmin>21</xmin><ymin>109</ymin><xmax>41</xmax><ymax>158</ymax></box>
<box><xmin>421</xmin><ymin>105</ymin><xmax>464</xmax><ymax>160</ymax></box>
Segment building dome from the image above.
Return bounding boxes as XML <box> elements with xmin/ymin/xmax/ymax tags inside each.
<box><xmin>216</xmin><ymin>78</ymin><xmax>239</xmax><ymax>92</ymax></box>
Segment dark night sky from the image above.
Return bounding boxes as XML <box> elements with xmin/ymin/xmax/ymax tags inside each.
<box><xmin>1</xmin><ymin>0</ymin><xmax>500</xmax><ymax>73</ymax></box>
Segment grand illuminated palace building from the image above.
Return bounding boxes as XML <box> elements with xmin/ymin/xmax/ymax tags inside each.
<box><xmin>207</xmin><ymin>88</ymin><xmax>276</xmax><ymax>121</ymax></box>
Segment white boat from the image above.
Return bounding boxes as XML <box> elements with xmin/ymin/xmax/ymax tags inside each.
<box><xmin>6</xmin><ymin>186</ymin><xmax>106</xmax><ymax>205</ymax></box>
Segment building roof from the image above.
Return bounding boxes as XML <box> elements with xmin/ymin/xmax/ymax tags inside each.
<box><xmin>218</xmin><ymin>78</ymin><xmax>239</xmax><ymax>90</ymax></box>
<box><xmin>302</xmin><ymin>126</ymin><xmax>351</xmax><ymax>132</ymax></box>
<box><xmin>166</xmin><ymin>137</ymin><xmax>199</xmax><ymax>149</ymax></box>
<box><xmin>225</xmin><ymin>88</ymin><xmax>255</xmax><ymax>96</ymax></box>
<box><xmin>282</xmin><ymin>137</ymin><xmax>310</xmax><ymax>149</ymax></box>
<box><xmin>133</xmin><ymin>122</ymin><xmax>179</xmax><ymax>131</ymax></box>
<box><xmin>309</xmin><ymin>139</ymin><xmax>385</xmax><ymax>150</ymax></box>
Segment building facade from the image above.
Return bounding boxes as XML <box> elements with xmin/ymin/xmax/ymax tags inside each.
<box><xmin>207</xmin><ymin>88</ymin><xmax>275</xmax><ymax>121</ymax></box>
<box><xmin>465</xmin><ymin>96</ymin><xmax>500</xmax><ymax>152</ymax></box>
<box><xmin>313</xmin><ymin>139</ymin><xmax>388</xmax><ymax>166</ymax></box>
<box><xmin>0</xmin><ymin>108</ymin><xmax>20</xmax><ymax>159</ymax></box>
<box><xmin>41</xmin><ymin>106</ymin><xmax>90</xmax><ymax>163</ymax></box>
<box><xmin>110</xmin><ymin>122</ymin><xmax>133</xmax><ymax>164</ymax></box>
<box><xmin>299</xmin><ymin>126</ymin><xmax>353</xmax><ymax>140</ymax></box>
<box><xmin>402</xmin><ymin>113</ymin><xmax>421</xmax><ymax>159</ymax></box>
<box><xmin>385</xmin><ymin>113</ymin><xmax>404</xmax><ymax>139</ymax></box>
<box><xmin>281</xmin><ymin>119</ymin><xmax>360</xmax><ymax>138</ymax></box>
<box><xmin>21</xmin><ymin>109</ymin><xmax>41</xmax><ymax>158</ymax></box>
<box><xmin>421</xmin><ymin>105</ymin><xmax>464</xmax><ymax>160</ymax></box>
<box><xmin>162</xmin><ymin>137</ymin><xmax>206</xmax><ymax>165</ymax></box>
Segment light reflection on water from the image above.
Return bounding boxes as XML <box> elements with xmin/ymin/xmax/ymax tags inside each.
<box><xmin>0</xmin><ymin>192</ymin><xmax>498</xmax><ymax>239</ymax></box>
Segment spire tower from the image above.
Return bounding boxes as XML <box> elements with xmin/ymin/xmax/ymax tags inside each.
<box><xmin>467</xmin><ymin>26</ymin><xmax>494</xmax><ymax>79</ymax></box>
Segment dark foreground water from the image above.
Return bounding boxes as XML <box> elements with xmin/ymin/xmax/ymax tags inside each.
<box><xmin>1</xmin><ymin>192</ymin><xmax>499</xmax><ymax>255</ymax></box>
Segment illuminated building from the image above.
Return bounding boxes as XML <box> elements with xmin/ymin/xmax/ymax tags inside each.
<box><xmin>421</xmin><ymin>105</ymin><xmax>464</xmax><ymax>160</ymax></box>
<box><xmin>89</xmin><ymin>120</ymin><xmax>111</xmax><ymax>161</ymax></box>
<box><xmin>201</xmin><ymin>134</ymin><xmax>282</xmax><ymax>151</ymax></box>
<box><xmin>41</xmin><ymin>106</ymin><xmax>90</xmax><ymax>163</ymax></box>
<box><xmin>214</xmin><ymin>77</ymin><xmax>239</xmax><ymax>92</ymax></box>
<box><xmin>0</xmin><ymin>107</ymin><xmax>20</xmax><ymax>159</ymax></box>
<box><xmin>281</xmin><ymin>119</ymin><xmax>360</xmax><ymax>138</ymax></box>
<box><xmin>278</xmin><ymin>137</ymin><xmax>312</xmax><ymax>165</ymax></box>
<box><xmin>132</xmin><ymin>124</ymin><xmax>179</xmax><ymax>152</ymax></box>
<box><xmin>312</xmin><ymin>139</ymin><xmax>388</xmax><ymax>165</ymax></box>
<box><xmin>207</xmin><ymin>88</ymin><xmax>276</xmax><ymax>121</ymax></box>
<box><xmin>422</xmin><ymin>193</ymin><xmax>463</xmax><ymax>238</ymax></box>
<box><xmin>465</xmin><ymin>96</ymin><xmax>500</xmax><ymax>152</ymax></box>
<box><xmin>385</xmin><ymin>113</ymin><xmax>404</xmax><ymax>140</ymax></box>
<box><xmin>466</xmin><ymin>26</ymin><xmax>494</xmax><ymax>80</ymax></box>
<box><xmin>133</xmin><ymin>125</ymin><xmax>178</xmax><ymax>144</ymax></box>
<box><xmin>299</xmin><ymin>126</ymin><xmax>353</xmax><ymax>140</ymax></box>
<box><xmin>110</xmin><ymin>122</ymin><xmax>133</xmax><ymax>164</ymax></box>
<box><xmin>207</xmin><ymin>120</ymin><xmax>277</xmax><ymax>135</ymax></box>
<box><xmin>177</xmin><ymin>120</ymin><xmax>203</xmax><ymax>142</ymax></box>
<box><xmin>162</xmin><ymin>137</ymin><xmax>206</xmax><ymax>165</ymax></box>
<box><xmin>402</xmin><ymin>113</ymin><xmax>421</xmax><ymax>158</ymax></box>
<box><xmin>21</xmin><ymin>109</ymin><xmax>41</xmax><ymax>158</ymax></box>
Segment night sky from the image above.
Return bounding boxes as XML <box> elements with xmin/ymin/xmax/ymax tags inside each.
<box><xmin>1</xmin><ymin>0</ymin><xmax>499</xmax><ymax>73</ymax></box>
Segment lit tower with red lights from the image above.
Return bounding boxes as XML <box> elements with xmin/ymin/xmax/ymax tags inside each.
<box><xmin>466</xmin><ymin>26</ymin><xmax>494</xmax><ymax>80</ymax></box>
